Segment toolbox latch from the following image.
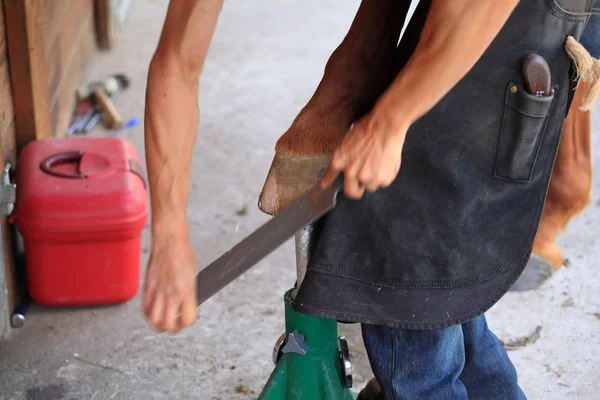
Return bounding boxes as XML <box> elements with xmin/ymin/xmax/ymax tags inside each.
<box><xmin>0</xmin><ymin>164</ymin><xmax>16</xmax><ymax>217</ymax></box>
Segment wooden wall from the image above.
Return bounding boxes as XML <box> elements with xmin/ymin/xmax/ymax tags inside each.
<box><xmin>4</xmin><ymin>0</ymin><xmax>95</xmax><ymax>151</ymax></box>
<box><xmin>0</xmin><ymin>0</ymin><xmax>17</xmax><ymax>325</ymax></box>
<box><xmin>0</xmin><ymin>1</ymin><xmax>15</xmax><ymax>166</ymax></box>
<box><xmin>0</xmin><ymin>0</ymin><xmax>96</xmax><ymax>335</ymax></box>
<box><xmin>39</xmin><ymin>0</ymin><xmax>95</xmax><ymax>139</ymax></box>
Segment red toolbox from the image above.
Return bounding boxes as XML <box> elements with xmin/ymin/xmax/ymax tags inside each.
<box><xmin>11</xmin><ymin>137</ymin><xmax>148</xmax><ymax>306</ymax></box>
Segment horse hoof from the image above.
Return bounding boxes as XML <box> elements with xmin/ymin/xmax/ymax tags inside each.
<box><xmin>258</xmin><ymin>153</ymin><xmax>330</xmax><ymax>216</ymax></box>
<box><xmin>356</xmin><ymin>377</ymin><xmax>382</xmax><ymax>400</ymax></box>
<box><xmin>510</xmin><ymin>254</ymin><xmax>554</xmax><ymax>292</ymax></box>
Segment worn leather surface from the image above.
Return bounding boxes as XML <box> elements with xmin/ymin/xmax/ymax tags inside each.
<box><xmin>294</xmin><ymin>0</ymin><xmax>591</xmax><ymax>330</ymax></box>
<box><xmin>494</xmin><ymin>82</ymin><xmax>557</xmax><ymax>182</ymax></box>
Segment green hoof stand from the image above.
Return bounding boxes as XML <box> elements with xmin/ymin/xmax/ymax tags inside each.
<box><xmin>256</xmin><ymin>289</ymin><xmax>357</xmax><ymax>400</ymax></box>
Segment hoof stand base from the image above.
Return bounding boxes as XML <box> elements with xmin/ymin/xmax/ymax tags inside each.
<box><xmin>255</xmin><ymin>289</ymin><xmax>357</xmax><ymax>400</ymax></box>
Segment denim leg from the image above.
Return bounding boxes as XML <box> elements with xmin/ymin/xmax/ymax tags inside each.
<box><xmin>580</xmin><ymin>0</ymin><xmax>600</xmax><ymax>59</ymax></box>
<box><xmin>459</xmin><ymin>315</ymin><xmax>527</xmax><ymax>400</ymax></box>
<box><xmin>361</xmin><ymin>323</ymin><xmax>468</xmax><ymax>400</ymax></box>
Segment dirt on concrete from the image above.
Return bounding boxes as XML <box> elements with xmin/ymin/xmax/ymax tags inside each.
<box><xmin>1</xmin><ymin>1</ymin><xmax>599</xmax><ymax>399</ymax></box>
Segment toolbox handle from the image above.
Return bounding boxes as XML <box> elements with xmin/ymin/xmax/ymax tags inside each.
<box><xmin>39</xmin><ymin>151</ymin><xmax>87</xmax><ymax>179</ymax></box>
<box><xmin>128</xmin><ymin>159</ymin><xmax>147</xmax><ymax>189</ymax></box>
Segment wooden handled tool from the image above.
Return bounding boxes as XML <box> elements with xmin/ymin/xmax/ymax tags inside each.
<box><xmin>94</xmin><ymin>87</ymin><xmax>123</xmax><ymax>129</ymax></box>
<box><xmin>521</xmin><ymin>54</ymin><xmax>551</xmax><ymax>96</ymax></box>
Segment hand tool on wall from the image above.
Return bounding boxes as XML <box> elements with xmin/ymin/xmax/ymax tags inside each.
<box><xmin>66</xmin><ymin>74</ymin><xmax>130</xmax><ymax>135</ymax></box>
<box><xmin>66</xmin><ymin>98</ymin><xmax>95</xmax><ymax>135</ymax></box>
<box><xmin>87</xmin><ymin>74</ymin><xmax>129</xmax><ymax>131</ymax></box>
<box><xmin>76</xmin><ymin>75</ymin><xmax>121</xmax><ymax>100</ymax></box>
<box><xmin>94</xmin><ymin>87</ymin><xmax>123</xmax><ymax>129</ymax></box>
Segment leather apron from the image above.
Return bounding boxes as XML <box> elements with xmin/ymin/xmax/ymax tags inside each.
<box><xmin>293</xmin><ymin>0</ymin><xmax>593</xmax><ymax>330</ymax></box>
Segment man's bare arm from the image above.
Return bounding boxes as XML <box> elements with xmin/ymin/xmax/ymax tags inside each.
<box><xmin>143</xmin><ymin>0</ymin><xmax>223</xmax><ymax>333</ymax></box>
<box><xmin>374</xmin><ymin>0</ymin><xmax>520</xmax><ymax>133</ymax></box>
<box><xmin>321</xmin><ymin>0</ymin><xmax>521</xmax><ymax>197</ymax></box>
<box><xmin>145</xmin><ymin>0</ymin><xmax>223</xmax><ymax>237</ymax></box>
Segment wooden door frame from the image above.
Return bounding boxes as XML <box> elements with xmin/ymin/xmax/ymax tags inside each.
<box><xmin>3</xmin><ymin>0</ymin><xmax>53</xmax><ymax>153</ymax></box>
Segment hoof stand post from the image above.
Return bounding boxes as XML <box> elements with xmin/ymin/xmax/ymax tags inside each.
<box><xmin>255</xmin><ymin>226</ymin><xmax>357</xmax><ymax>400</ymax></box>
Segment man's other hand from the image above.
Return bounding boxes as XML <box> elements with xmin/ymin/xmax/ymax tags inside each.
<box><xmin>143</xmin><ymin>233</ymin><xmax>198</xmax><ymax>333</ymax></box>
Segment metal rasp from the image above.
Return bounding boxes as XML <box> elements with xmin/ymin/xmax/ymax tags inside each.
<box><xmin>196</xmin><ymin>179</ymin><xmax>343</xmax><ymax>305</ymax></box>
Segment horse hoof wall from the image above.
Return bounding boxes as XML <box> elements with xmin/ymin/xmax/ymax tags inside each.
<box><xmin>510</xmin><ymin>254</ymin><xmax>554</xmax><ymax>292</ymax></box>
<box><xmin>356</xmin><ymin>377</ymin><xmax>381</xmax><ymax>400</ymax></box>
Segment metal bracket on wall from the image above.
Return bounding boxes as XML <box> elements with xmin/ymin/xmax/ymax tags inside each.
<box><xmin>0</xmin><ymin>164</ymin><xmax>16</xmax><ymax>217</ymax></box>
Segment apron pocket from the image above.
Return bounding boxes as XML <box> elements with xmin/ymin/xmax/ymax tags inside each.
<box><xmin>494</xmin><ymin>82</ymin><xmax>556</xmax><ymax>183</ymax></box>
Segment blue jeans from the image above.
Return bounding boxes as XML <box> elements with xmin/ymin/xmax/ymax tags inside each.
<box><xmin>581</xmin><ymin>0</ymin><xmax>600</xmax><ymax>59</ymax></box>
<box><xmin>361</xmin><ymin>315</ymin><xmax>526</xmax><ymax>400</ymax></box>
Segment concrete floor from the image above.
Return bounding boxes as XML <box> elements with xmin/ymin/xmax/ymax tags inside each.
<box><xmin>1</xmin><ymin>1</ymin><xmax>600</xmax><ymax>399</ymax></box>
